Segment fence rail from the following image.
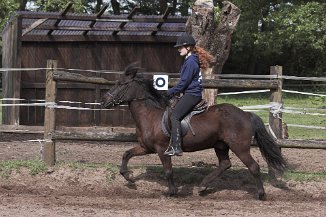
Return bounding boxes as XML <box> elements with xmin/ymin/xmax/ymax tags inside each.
<box><xmin>1</xmin><ymin>125</ymin><xmax>326</xmax><ymax>149</ymax></box>
<box><xmin>44</xmin><ymin>61</ymin><xmax>282</xmax><ymax>165</ymax></box>
<box><xmin>4</xmin><ymin>60</ymin><xmax>325</xmax><ymax>166</ymax></box>
<box><xmin>53</xmin><ymin>70</ymin><xmax>279</xmax><ymax>89</ymax></box>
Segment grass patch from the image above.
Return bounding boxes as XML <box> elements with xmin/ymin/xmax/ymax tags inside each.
<box><xmin>105</xmin><ymin>164</ymin><xmax>120</xmax><ymax>182</ymax></box>
<box><xmin>0</xmin><ymin>160</ymin><xmax>120</xmax><ymax>182</ymax></box>
<box><xmin>62</xmin><ymin>161</ymin><xmax>119</xmax><ymax>182</ymax></box>
<box><xmin>64</xmin><ymin>161</ymin><xmax>108</xmax><ymax>170</ymax></box>
<box><xmin>283</xmin><ymin>171</ymin><xmax>326</xmax><ymax>182</ymax></box>
<box><xmin>1</xmin><ymin>160</ymin><xmax>325</xmax><ymax>184</ymax></box>
<box><xmin>0</xmin><ymin>159</ymin><xmax>47</xmax><ymax>178</ymax></box>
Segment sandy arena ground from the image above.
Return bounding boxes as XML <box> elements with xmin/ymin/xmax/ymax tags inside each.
<box><xmin>0</xmin><ymin>133</ymin><xmax>325</xmax><ymax>217</ymax></box>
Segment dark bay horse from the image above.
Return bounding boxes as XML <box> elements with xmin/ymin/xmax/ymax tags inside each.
<box><xmin>101</xmin><ymin>64</ymin><xmax>287</xmax><ymax>200</ymax></box>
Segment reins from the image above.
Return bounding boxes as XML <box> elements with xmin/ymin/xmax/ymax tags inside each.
<box><xmin>105</xmin><ymin>75</ymin><xmax>168</xmax><ymax>109</ymax></box>
<box><xmin>109</xmin><ymin>79</ymin><xmax>147</xmax><ymax>106</ymax></box>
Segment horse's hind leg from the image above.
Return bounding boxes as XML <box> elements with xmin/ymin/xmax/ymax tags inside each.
<box><xmin>120</xmin><ymin>145</ymin><xmax>149</xmax><ymax>183</ymax></box>
<box><xmin>234</xmin><ymin>149</ymin><xmax>266</xmax><ymax>200</ymax></box>
<box><xmin>199</xmin><ymin>146</ymin><xmax>231</xmax><ymax>192</ymax></box>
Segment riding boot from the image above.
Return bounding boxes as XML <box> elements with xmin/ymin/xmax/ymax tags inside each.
<box><xmin>164</xmin><ymin>117</ymin><xmax>183</xmax><ymax>156</ymax></box>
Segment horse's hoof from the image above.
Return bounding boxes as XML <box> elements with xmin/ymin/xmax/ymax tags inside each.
<box><xmin>168</xmin><ymin>188</ymin><xmax>178</xmax><ymax>196</ymax></box>
<box><xmin>258</xmin><ymin>192</ymin><xmax>267</xmax><ymax>201</ymax></box>
<box><xmin>127</xmin><ymin>178</ymin><xmax>136</xmax><ymax>183</ymax></box>
<box><xmin>126</xmin><ymin>181</ymin><xmax>137</xmax><ymax>190</ymax></box>
<box><xmin>120</xmin><ymin>171</ymin><xmax>135</xmax><ymax>183</ymax></box>
<box><xmin>193</xmin><ymin>186</ymin><xmax>206</xmax><ymax>196</ymax></box>
<box><xmin>169</xmin><ymin>190</ymin><xmax>177</xmax><ymax>196</ymax></box>
<box><xmin>168</xmin><ymin>192</ymin><xmax>177</xmax><ymax>197</ymax></box>
<box><xmin>198</xmin><ymin>186</ymin><xmax>207</xmax><ymax>193</ymax></box>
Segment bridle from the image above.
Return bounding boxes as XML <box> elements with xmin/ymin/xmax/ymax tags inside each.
<box><xmin>105</xmin><ymin>78</ymin><xmax>147</xmax><ymax>106</ymax></box>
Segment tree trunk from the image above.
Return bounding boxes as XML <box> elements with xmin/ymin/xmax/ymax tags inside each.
<box><xmin>180</xmin><ymin>0</ymin><xmax>191</xmax><ymax>16</ymax></box>
<box><xmin>186</xmin><ymin>0</ymin><xmax>240</xmax><ymax>104</ymax></box>
<box><xmin>19</xmin><ymin>0</ymin><xmax>28</xmax><ymax>11</ymax></box>
<box><xmin>186</xmin><ymin>0</ymin><xmax>241</xmax><ymax>74</ymax></box>
<box><xmin>111</xmin><ymin>0</ymin><xmax>120</xmax><ymax>15</ymax></box>
<box><xmin>171</xmin><ymin>0</ymin><xmax>177</xmax><ymax>15</ymax></box>
<box><xmin>95</xmin><ymin>0</ymin><xmax>103</xmax><ymax>13</ymax></box>
<box><xmin>159</xmin><ymin>0</ymin><xmax>168</xmax><ymax>14</ymax></box>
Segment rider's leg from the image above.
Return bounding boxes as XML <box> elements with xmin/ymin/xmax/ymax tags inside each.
<box><xmin>164</xmin><ymin>114</ymin><xmax>183</xmax><ymax>156</ymax></box>
<box><xmin>164</xmin><ymin>94</ymin><xmax>201</xmax><ymax>156</ymax></box>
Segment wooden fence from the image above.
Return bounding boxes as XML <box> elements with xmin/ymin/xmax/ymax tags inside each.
<box><xmin>34</xmin><ymin>60</ymin><xmax>326</xmax><ymax>165</ymax></box>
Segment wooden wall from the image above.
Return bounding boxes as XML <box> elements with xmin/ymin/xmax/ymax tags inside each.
<box><xmin>19</xmin><ymin>41</ymin><xmax>182</xmax><ymax>127</ymax></box>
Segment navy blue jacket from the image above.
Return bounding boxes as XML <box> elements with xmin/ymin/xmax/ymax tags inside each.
<box><xmin>168</xmin><ymin>54</ymin><xmax>203</xmax><ymax>98</ymax></box>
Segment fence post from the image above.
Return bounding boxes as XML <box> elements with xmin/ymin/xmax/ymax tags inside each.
<box><xmin>43</xmin><ymin>60</ymin><xmax>57</xmax><ymax>166</ymax></box>
<box><xmin>269</xmin><ymin>65</ymin><xmax>283</xmax><ymax>139</ymax></box>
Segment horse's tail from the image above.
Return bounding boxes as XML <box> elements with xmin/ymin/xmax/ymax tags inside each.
<box><xmin>252</xmin><ymin>113</ymin><xmax>288</xmax><ymax>174</ymax></box>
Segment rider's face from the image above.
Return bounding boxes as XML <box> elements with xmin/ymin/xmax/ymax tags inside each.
<box><xmin>177</xmin><ymin>46</ymin><xmax>189</xmax><ymax>56</ymax></box>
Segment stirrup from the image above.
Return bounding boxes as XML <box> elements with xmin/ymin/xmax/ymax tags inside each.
<box><xmin>164</xmin><ymin>145</ymin><xmax>183</xmax><ymax>156</ymax></box>
<box><xmin>164</xmin><ymin>146</ymin><xmax>175</xmax><ymax>156</ymax></box>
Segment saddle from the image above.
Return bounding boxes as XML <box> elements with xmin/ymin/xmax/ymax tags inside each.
<box><xmin>161</xmin><ymin>98</ymin><xmax>208</xmax><ymax>138</ymax></box>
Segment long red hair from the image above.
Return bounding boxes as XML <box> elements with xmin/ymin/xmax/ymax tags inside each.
<box><xmin>193</xmin><ymin>46</ymin><xmax>214</xmax><ymax>70</ymax></box>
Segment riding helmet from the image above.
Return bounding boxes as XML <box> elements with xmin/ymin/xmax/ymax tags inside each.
<box><xmin>174</xmin><ymin>33</ymin><xmax>196</xmax><ymax>47</ymax></box>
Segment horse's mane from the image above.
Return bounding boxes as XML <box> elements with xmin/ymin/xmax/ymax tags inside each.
<box><xmin>134</xmin><ymin>75</ymin><xmax>169</xmax><ymax>109</ymax></box>
<box><xmin>123</xmin><ymin>63</ymin><xmax>169</xmax><ymax>109</ymax></box>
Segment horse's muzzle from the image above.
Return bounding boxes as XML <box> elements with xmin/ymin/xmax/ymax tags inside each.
<box><xmin>101</xmin><ymin>100</ymin><xmax>113</xmax><ymax>108</ymax></box>
<box><xmin>100</xmin><ymin>95</ymin><xmax>113</xmax><ymax>108</ymax></box>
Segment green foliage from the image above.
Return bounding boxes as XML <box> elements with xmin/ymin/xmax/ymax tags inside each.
<box><xmin>225</xmin><ymin>0</ymin><xmax>326</xmax><ymax>77</ymax></box>
<box><xmin>260</xmin><ymin>2</ymin><xmax>326</xmax><ymax>52</ymax></box>
<box><xmin>258</xmin><ymin>2</ymin><xmax>326</xmax><ymax>76</ymax></box>
<box><xmin>0</xmin><ymin>1</ymin><xmax>19</xmax><ymax>69</ymax></box>
<box><xmin>0</xmin><ymin>0</ymin><xmax>19</xmax><ymax>33</ymax></box>
<box><xmin>34</xmin><ymin>0</ymin><xmax>85</xmax><ymax>13</ymax></box>
<box><xmin>213</xmin><ymin>6</ymin><xmax>221</xmax><ymax>23</ymax></box>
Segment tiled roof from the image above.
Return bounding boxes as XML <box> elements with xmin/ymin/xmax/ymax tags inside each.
<box><xmin>14</xmin><ymin>9</ymin><xmax>188</xmax><ymax>42</ymax></box>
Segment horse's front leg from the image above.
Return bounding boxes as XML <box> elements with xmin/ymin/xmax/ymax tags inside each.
<box><xmin>158</xmin><ymin>152</ymin><xmax>177</xmax><ymax>196</ymax></box>
<box><xmin>120</xmin><ymin>145</ymin><xmax>149</xmax><ymax>183</ymax></box>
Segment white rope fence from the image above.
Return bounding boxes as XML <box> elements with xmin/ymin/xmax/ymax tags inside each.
<box><xmin>1</xmin><ymin>67</ymin><xmax>326</xmax><ymax>130</ymax></box>
<box><xmin>1</xmin><ymin>99</ymin><xmax>325</xmax><ymax>115</ymax></box>
<box><xmin>1</xmin><ymin>96</ymin><xmax>325</xmax><ymax>131</ymax></box>
<box><xmin>283</xmin><ymin>89</ymin><xmax>326</xmax><ymax>97</ymax></box>
<box><xmin>0</xmin><ymin>98</ymin><xmax>128</xmax><ymax>110</ymax></box>
<box><xmin>217</xmin><ymin>89</ymin><xmax>270</xmax><ymax>95</ymax></box>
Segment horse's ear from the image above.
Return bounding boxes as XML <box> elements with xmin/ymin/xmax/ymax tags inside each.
<box><xmin>124</xmin><ymin>62</ymin><xmax>143</xmax><ymax>79</ymax></box>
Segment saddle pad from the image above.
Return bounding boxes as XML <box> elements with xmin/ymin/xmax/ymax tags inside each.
<box><xmin>161</xmin><ymin>108</ymin><xmax>206</xmax><ymax>138</ymax></box>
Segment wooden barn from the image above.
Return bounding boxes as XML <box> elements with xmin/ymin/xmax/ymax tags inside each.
<box><xmin>1</xmin><ymin>7</ymin><xmax>187</xmax><ymax>128</ymax></box>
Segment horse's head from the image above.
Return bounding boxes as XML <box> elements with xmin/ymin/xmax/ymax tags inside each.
<box><xmin>101</xmin><ymin>63</ymin><xmax>145</xmax><ymax>108</ymax></box>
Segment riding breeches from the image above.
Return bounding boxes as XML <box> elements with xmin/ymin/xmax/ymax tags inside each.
<box><xmin>170</xmin><ymin>94</ymin><xmax>202</xmax><ymax>142</ymax></box>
